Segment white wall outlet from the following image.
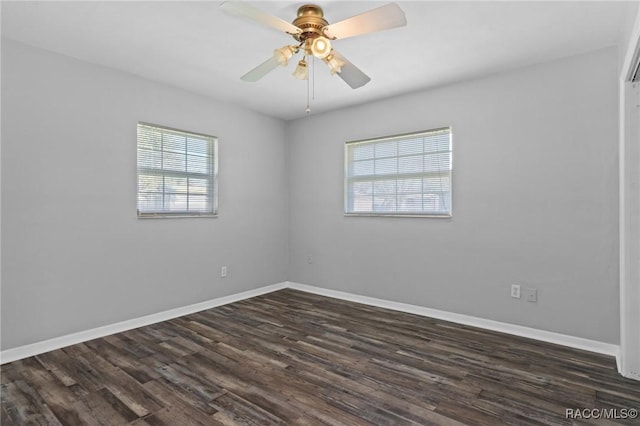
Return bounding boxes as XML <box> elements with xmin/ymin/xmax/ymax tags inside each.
<box><xmin>220</xmin><ymin>266</ymin><xmax>227</xmax><ymax>278</ymax></box>
<box><xmin>307</xmin><ymin>255</ymin><xmax>313</xmax><ymax>264</ymax></box>
<box><xmin>524</xmin><ymin>287</ymin><xmax>537</xmax><ymax>303</ymax></box>
<box><xmin>511</xmin><ymin>284</ymin><xmax>521</xmax><ymax>298</ymax></box>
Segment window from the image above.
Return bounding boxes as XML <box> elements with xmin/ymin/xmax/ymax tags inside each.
<box><xmin>345</xmin><ymin>127</ymin><xmax>452</xmax><ymax>217</ymax></box>
<box><xmin>137</xmin><ymin>122</ymin><xmax>217</xmax><ymax>217</ymax></box>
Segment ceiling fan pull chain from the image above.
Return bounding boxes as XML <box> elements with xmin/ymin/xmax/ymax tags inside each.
<box><xmin>306</xmin><ymin>55</ymin><xmax>311</xmax><ymax>115</ymax></box>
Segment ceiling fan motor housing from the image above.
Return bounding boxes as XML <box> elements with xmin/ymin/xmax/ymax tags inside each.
<box><xmin>292</xmin><ymin>4</ymin><xmax>328</xmax><ymax>42</ymax></box>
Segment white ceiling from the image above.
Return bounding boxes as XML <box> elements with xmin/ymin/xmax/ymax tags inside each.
<box><xmin>1</xmin><ymin>1</ymin><xmax>631</xmax><ymax>120</ymax></box>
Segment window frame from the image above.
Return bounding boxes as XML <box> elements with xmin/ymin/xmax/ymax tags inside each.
<box><xmin>136</xmin><ymin>122</ymin><xmax>218</xmax><ymax>219</ymax></box>
<box><xmin>344</xmin><ymin>127</ymin><xmax>452</xmax><ymax>218</ymax></box>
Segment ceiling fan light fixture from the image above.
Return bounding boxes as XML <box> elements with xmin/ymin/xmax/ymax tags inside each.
<box><xmin>273</xmin><ymin>45</ymin><xmax>295</xmax><ymax>66</ymax></box>
<box><xmin>292</xmin><ymin>58</ymin><xmax>308</xmax><ymax>80</ymax></box>
<box><xmin>310</xmin><ymin>36</ymin><xmax>332</xmax><ymax>59</ymax></box>
<box><xmin>221</xmin><ymin>0</ymin><xmax>395</xmax><ymax>103</ymax></box>
<box><xmin>324</xmin><ymin>51</ymin><xmax>345</xmax><ymax>75</ymax></box>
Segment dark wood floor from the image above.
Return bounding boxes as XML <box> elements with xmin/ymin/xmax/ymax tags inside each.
<box><xmin>1</xmin><ymin>289</ymin><xmax>639</xmax><ymax>425</ymax></box>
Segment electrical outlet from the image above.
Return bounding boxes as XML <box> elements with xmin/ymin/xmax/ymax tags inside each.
<box><xmin>220</xmin><ymin>266</ymin><xmax>227</xmax><ymax>278</ymax></box>
<box><xmin>307</xmin><ymin>255</ymin><xmax>313</xmax><ymax>264</ymax></box>
<box><xmin>524</xmin><ymin>287</ymin><xmax>537</xmax><ymax>303</ymax></box>
<box><xmin>511</xmin><ymin>284</ymin><xmax>521</xmax><ymax>299</ymax></box>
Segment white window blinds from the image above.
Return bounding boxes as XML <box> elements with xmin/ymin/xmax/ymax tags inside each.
<box><xmin>137</xmin><ymin>123</ymin><xmax>217</xmax><ymax>217</ymax></box>
<box><xmin>345</xmin><ymin>127</ymin><xmax>452</xmax><ymax>216</ymax></box>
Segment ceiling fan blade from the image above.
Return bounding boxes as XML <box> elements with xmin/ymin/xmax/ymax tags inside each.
<box><xmin>220</xmin><ymin>1</ymin><xmax>302</xmax><ymax>36</ymax></box>
<box><xmin>322</xmin><ymin>3</ymin><xmax>406</xmax><ymax>40</ymax></box>
<box><xmin>241</xmin><ymin>56</ymin><xmax>280</xmax><ymax>82</ymax></box>
<box><xmin>332</xmin><ymin>51</ymin><xmax>371</xmax><ymax>89</ymax></box>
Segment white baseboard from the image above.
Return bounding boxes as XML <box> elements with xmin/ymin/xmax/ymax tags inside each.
<box><xmin>286</xmin><ymin>282</ymin><xmax>620</xmax><ymax>359</ymax></box>
<box><xmin>0</xmin><ymin>282</ymin><xmax>288</xmax><ymax>364</ymax></box>
<box><xmin>1</xmin><ymin>280</ymin><xmax>620</xmax><ymax>366</ymax></box>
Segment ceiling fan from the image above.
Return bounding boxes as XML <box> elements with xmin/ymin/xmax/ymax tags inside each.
<box><xmin>220</xmin><ymin>1</ymin><xmax>407</xmax><ymax>89</ymax></box>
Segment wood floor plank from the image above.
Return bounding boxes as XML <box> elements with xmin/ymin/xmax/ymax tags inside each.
<box><xmin>142</xmin><ymin>377</ymin><xmax>223</xmax><ymax>423</ymax></box>
<box><xmin>16</xmin><ymin>358</ymin><xmax>97</xmax><ymax>425</ymax></box>
<box><xmin>78</xmin><ymin>388</ymin><xmax>138</xmax><ymax>425</ymax></box>
<box><xmin>181</xmin><ymin>347</ymin><xmax>378</xmax><ymax>425</ymax></box>
<box><xmin>1</xmin><ymin>380</ymin><xmax>62</xmax><ymax>425</ymax></box>
<box><xmin>2</xmin><ymin>288</ymin><xmax>639</xmax><ymax>425</ymax></box>
<box><xmin>209</xmin><ymin>391</ymin><xmax>288</xmax><ymax>425</ymax></box>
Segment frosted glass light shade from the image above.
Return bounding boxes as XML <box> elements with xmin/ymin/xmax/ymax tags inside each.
<box><xmin>292</xmin><ymin>59</ymin><xmax>308</xmax><ymax>80</ymax></box>
<box><xmin>325</xmin><ymin>52</ymin><xmax>345</xmax><ymax>75</ymax></box>
<box><xmin>274</xmin><ymin>46</ymin><xmax>295</xmax><ymax>66</ymax></box>
<box><xmin>311</xmin><ymin>37</ymin><xmax>332</xmax><ymax>59</ymax></box>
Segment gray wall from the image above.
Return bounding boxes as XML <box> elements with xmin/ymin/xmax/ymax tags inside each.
<box><xmin>287</xmin><ymin>47</ymin><xmax>620</xmax><ymax>343</ymax></box>
<box><xmin>1</xmin><ymin>39</ymin><xmax>289</xmax><ymax>349</ymax></box>
<box><xmin>1</xmin><ymin>39</ymin><xmax>621</xmax><ymax>350</ymax></box>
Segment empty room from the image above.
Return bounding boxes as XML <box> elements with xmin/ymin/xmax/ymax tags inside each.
<box><xmin>2</xmin><ymin>0</ymin><xmax>640</xmax><ymax>424</ymax></box>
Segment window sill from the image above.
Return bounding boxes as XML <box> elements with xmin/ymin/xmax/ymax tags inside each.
<box><xmin>344</xmin><ymin>213</ymin><xmax>452</xmax><ymax>219</ymax></box>
<box><xmin>137</xmin><ymin>214</ymin><xmax>218</xmax><ymax>219</ymax></box>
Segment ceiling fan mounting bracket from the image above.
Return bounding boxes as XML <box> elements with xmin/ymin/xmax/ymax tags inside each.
<box><xmin>291</xmin><ymin>4</ymin><xmax>328</xmax><ymax>42</ymax></box>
